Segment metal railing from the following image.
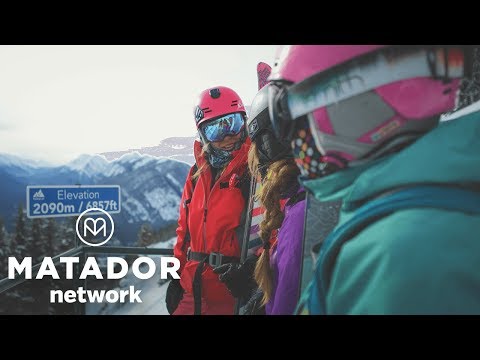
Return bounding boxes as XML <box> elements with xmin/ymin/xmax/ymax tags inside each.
<box><xmin>0</xmin><ymin>244</ymin><xmax>174</xmax><ymax>315</ymax></box>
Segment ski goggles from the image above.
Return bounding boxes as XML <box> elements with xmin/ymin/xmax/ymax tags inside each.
<box><xmin>201</xmin><ymin>112</ymin><xmax>245</xmax><ymax>142</ymax></box>
<box><xmin>268</xmin><ymin>46</ymin><xmax>467</xmax><ymax>142</ymax></box>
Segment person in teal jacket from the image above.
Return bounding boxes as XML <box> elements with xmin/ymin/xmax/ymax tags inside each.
<box><xmin>267</xmin><ymin>45</ymin><xmax>480</xmax><ymax>314</ymax></box>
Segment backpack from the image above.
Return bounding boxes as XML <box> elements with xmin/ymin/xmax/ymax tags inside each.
<box><xmin>296</xmin><ymin>184</ymin><xmax>480</xmax><ymax>315</ymax></box>
<box><xmin>297</xmin><ymin>194</ymin><xmax>342</xmax><ymax>302</ymax></box>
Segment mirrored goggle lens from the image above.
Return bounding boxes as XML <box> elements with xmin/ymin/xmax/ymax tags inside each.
<box><xmin>202</xmin><ymin>112</ymin><xmax>245</xmax><ymax>142</ymax></box>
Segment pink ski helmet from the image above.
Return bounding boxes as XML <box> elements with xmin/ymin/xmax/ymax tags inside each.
<box><xmin>194</xmin><ymin>86</ymin><xmax>247</xmax><ymax>129</ymax></box>
<box><xmin>268</xmin><ymin>45</ymin><xmax>466</xmax><ymax>173</ymax></box>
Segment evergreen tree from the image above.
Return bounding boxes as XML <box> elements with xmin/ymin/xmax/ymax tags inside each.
<box><xmin>5</xmin><ymin>205</ymin><xmax>34</xmax><ymax>314</ymax></box>
<box><xmin>0</xmin><ymin>216</ymin><xmax>5</xmax><ymax>246</ymax></box>
<box><xmin>156</xmin><ymin>222</ymin><xmax>178</xmax><ymax>243</ymax></box>
<box><xmin>44</xmin><ymin>218</ymin><xmax>56</xmax><ymax>257</ymax></box>
<box><xmin>0</xmin><ymin>217</ymin><xmax>6</xmax><ymax>278</ymax></box>
<box><xmin>59</xmin><ymin>216</ymin><xmax>78</xmax><ymax>251</ymax></box>
<box><xmin>0</xmin><ymin>218</ymin><xmax>14</xmax><ymax>313</ymax></box>
<box><xmin>12</xmin><ymin>204</ymin><xmax>27</xmax><ymax>258</ymax></box>
<box><xmin>26</xmin><ymin>218</ymin><xmax>45</xmax><ymax>314</ymax></box>
<box><xmin>29</xmin><ymin>218</ymin><xmax>44</xmax><ymax>263</ymax></box>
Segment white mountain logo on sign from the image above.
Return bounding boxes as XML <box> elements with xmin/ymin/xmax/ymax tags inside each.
<box><xmin>33</xmin><ymin>190</ymin><xmax>45</xmax><ymax>200</ymax></box>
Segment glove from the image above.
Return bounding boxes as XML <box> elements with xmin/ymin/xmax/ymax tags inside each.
<box><xmin>213</xmin><ymin>255</ymin><xmax>258</xmax><ymax>298</ymax></box>
<box><xmin>242</xmin><ymin>288</ymin><xmax>266</xmax><ymax>315</ymax></box>
<box><xmin>165</xmin><ymin>278</ymin><xmax>184</xmax><ymax>315</ymax></box>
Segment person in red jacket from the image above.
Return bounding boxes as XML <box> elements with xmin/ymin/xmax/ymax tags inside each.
<box><xmin>166</xmin><ymin>86</ymin><xmax>251</xmax><ymax>315</ymax></box>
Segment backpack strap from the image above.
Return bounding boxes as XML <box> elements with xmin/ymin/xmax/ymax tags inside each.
<box><xmin>235</xmin><ymin>174</ymin><xmax>258</xmax><ymax>315</ymax></box>
<box><xmin>185</xmin><ymin>162</ymin><xmax>206</xmax><ymax>315</ymax></box>
<box><xmin>239</xmin><ymin>171</ymin><xmax>252</xmax><ymax>202</ymax></box>
<box><xmin>297</xmin><ymin>184</ymin><xmax>480</xmax><ymax>315</ymax></box>
<box><xmin>180</xmin><ymin>163</ymin><xmax>198</xmax><ymax>253</ymax></box>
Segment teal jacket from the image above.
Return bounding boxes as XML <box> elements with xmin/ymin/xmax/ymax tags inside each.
<box><xmin>301</xmin><ymin>111</ymin><xmax>480</xmax><ymax>314</ymax></box>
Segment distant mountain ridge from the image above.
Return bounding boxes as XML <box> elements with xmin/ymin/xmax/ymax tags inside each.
<box><xmin>99</xmin><ymin>136</ymin><xmax>196</xmax><ymax>165</ymax></box>
<box><xmin>97</xmin><ymin>115</ymin><xmax>252</xmax><ymax>165</ymax></box>
<box><xmin>0</xmin><ymin>152</ymin><xmax>190</xmax><ymax>246</ymax></box>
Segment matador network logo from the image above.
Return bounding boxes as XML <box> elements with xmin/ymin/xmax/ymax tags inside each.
<box><xmin>8</xmin><ymin>199</ymin><xmax>180</xmax><ymax>305</ymax></box>
<box><xmin>76</xmin><ymin>207</ymin><xmax>115</xmax><ymax>246</ymax></box>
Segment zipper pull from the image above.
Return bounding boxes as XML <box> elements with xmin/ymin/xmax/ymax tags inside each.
<box><xmin>229</xmin><ymin>173</ymin><xmax>240</xmax><ymax>189</ymax></box>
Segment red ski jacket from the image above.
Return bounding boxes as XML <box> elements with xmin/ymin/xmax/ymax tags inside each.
<box><xmin>174</xmin><ymin>138</ymin><xmax>251</xmax><ymax>302</ymax></box>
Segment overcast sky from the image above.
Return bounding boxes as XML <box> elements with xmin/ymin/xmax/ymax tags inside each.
<box><xmin>0</xmin><ymin>45</ymin><xmax>278</xmax><ymax>164</ymax></box>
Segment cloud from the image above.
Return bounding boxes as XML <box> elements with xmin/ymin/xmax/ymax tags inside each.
<box><xmin>0</xmin><ymin>122</ymin><xmax>13</xmax><ymax>131</ymax></box>
<box><xmin>0</xmin><ymin>45</ymin><xmax>279</xmax><ymax>163</ymax></box>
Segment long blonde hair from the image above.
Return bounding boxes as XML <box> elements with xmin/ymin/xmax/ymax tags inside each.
<box><xmin>248</xmin><ymin>142</ymin><xmax>300</xmax><ymax>305</ymax></box>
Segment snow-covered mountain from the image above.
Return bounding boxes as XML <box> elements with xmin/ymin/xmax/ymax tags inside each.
<box><xmin>0</xmin><ymin>153</ymin><xmax>53</xmax><ymax>169</ymax></box>
<box><xmin>0</xmin><ymin>153</ymin><xmax>190</xmax><ymax>246</ymax></box>
<box><xmin>0</xmin><ymin>152</ymin><xmax>53</xmax><ymax>178</ymax></box>
<box><xmin>66</xmin><ymin>153</ymin><xmax>110</xmax><ymax>175</ymax></box>
<box><xmin>100</xmin><ymin>136</ymin><xmax>196</xmax><ymax>165</ymax></box>
<box><xmin>98</xmin><ymin>153</ymin><xmax>189</xmax><ymax>244</ymax></box>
